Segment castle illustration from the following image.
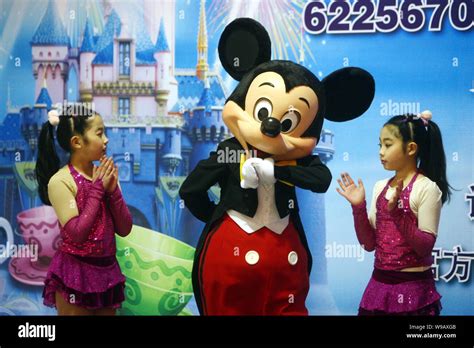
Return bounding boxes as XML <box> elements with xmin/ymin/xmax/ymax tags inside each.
<box><xmin>0</xmin><ymin>0</ymin><xmax>337</xmax><ymax>313</ymax></box>
<box><xmin>0</xmin><ymin>0</ymin><xmax>230</xmax><ymax>244</ymax></box>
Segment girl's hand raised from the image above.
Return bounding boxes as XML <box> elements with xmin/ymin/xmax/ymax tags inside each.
<box><xmin>100</xmin><ymin>156</ymin><xmax>117</xmax><ymax>193</ymax></box>
<box><xmin>93</xmin><ymin>156</ymin><xmax>115</xmax><ymax>191</ymax></box>
<box><xmin>336</xmin><ymin>172</ymin><xmax>366</xmax><ymax>206</ymax></box>
<box><xmin>92</xmin><ymin>160</ymin><xmax>105</xmax><ymax>184</ymax></box>
<box><xmin>107</xmin><ymin>163</ymin><xmax>119</xmax><ymax>194</ymax></box>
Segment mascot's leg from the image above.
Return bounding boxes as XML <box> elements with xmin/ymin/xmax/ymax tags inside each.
<box><xmin>199</xmin><ymin>214</ymin><xmax>267</xmax><ymax>315</ymax></box>
<box><xmin>199</xmin><ymin>214</ymin><xmax>309</xmax><ymax>315</ymax></box>
<box><xmin>264</xmin><ymin>221</ymin><xmax>309</xmax><ymax>316</ymax></box>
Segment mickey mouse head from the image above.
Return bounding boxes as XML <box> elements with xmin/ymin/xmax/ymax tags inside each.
<box><xmin>219</xmin><ymin>18</ymin><xmax>375</xmax><ymax>161</ymax></box>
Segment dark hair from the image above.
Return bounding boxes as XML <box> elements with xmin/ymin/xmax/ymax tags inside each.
<box><xmin>384</xmin><ymin>114</ymin><xmax>452</xmax><ymax>204</ymax></box>
<box><xmin>227</xmin><ymin>60</ymin><xmax>325</xmax><ymax>138</ymax></box>
<box><xmin>36</xmin><ymin>104</ymin><xmax>97</xmax><ymax>205</ymax></box>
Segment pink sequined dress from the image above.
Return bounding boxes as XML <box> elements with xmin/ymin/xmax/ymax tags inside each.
<box><xmin>43</xmin><ymin>163</ymin><xmax>133</xmax><ymax>310</ymax></box>
<box><xmin>351</xmin><ymin>172</ymin><xmax>442</xmax><ymax>315</ymax></box>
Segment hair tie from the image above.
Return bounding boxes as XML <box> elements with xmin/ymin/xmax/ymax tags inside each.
<box><xmin>417</xmin><ymin>110</ymin><xmax>432</xmax><ymax>126</ymax></box>
<box><xmin>48</xmin><ymin>109</ymin><xmax>60</xmax><ymax>126</ymax></box>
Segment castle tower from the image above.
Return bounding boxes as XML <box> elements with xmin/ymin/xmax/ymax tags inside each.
<box><xmin>36</xmin><ymin>77</ymin><xmax>53</xmax><ymax>111</ymax></box>
<box><xmin>161</xmin><ymin>127</ymin><xmax>182</xmax><ymax>177</ymax></box>
<box><xmin>143</xmin><ymin>0</ymin><xmax>176</xmax><ymax>69</ymax></box>
<box><xmin>154</xmin><ymin>18</ymin><xmax>171</xmax><ymax>117</ymax></box>
<box><xmin>79</xmin><ymin>18</ymin><xmax>96</xmax><ymax>103</ymax></box>
<box><xmin>181</xmin><ymin>79</ymin><xmax>226</xmax><ymax>246</ymax></box>
<box><xmin>195</xmin><ymin>0</ymin><xmax>209</xmax><ymax>81</ymax></box>
<box><xmin>20</xmin><ymin>79</ymin><xmax>51</xmax><ymax>158</ymax></box>
<box><xmin>297</xmin><ymin>129</ymin><xmax>339</xmax><ymax>314</ymax></box>
<box><xmin>31</xmin><ymin>0</ymin><xmax>70</xmax><ymax>104</ymax></box>
<box><xmin>187</xmin><ymin>78</ymin><xmax>225</xmax><ymax>169</ymax></box>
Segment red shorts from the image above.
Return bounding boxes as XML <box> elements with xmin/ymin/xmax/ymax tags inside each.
<box><xmin>198</xmin><ymin>213</ymin><xmax>309</xmax><ymax>315</ymax></box>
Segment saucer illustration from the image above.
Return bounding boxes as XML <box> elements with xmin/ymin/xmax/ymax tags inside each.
<box><xmin>8</xmin><ymin>256</ymin><xmax>50</xmax><ymax>286</ymax></box>
<box><xmin>10</xmin><ymin>206</ymin><xmax>61</xmax><ymax>286</ymax></box>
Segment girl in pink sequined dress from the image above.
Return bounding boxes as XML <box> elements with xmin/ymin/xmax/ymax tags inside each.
<box><xmin>35</xmin><ymin>104</ymin><xmax>133</xmax><ymax>315</ymax></box>
<box><xmin>337</xmin><ymin>112</ymin><xmax>451</xmax><ymax>315</ymax></box>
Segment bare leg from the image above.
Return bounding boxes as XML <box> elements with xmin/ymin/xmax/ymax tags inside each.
<box><xmin>55</xmin><ymin>292</ymin><xmax>94</xmax><ymax>316</ymax></box>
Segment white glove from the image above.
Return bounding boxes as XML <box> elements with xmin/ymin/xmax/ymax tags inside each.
<box><xmin>253</xmin><ymin>157</ymin><xmax>276</xmax><ymax>185</ymax></box>
<box><xmin>240</xmin><ymin>157</ymin><xmax>262</xmax><ymax>189</ymax></box>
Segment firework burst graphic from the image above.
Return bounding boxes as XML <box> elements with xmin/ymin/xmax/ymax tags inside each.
<box><xmin>207</xmin><ymin>0</ymin><xmax>317</xmax><ymax>65</ymax></box>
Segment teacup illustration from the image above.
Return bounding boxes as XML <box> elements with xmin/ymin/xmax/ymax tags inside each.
<box><xmin>16</xmin><ymin>206</ymin><xmax>61</xmax><ymax>270</ymax></box>
<box><xmin>116</xmin><ymin>225</ymin><xmax>195</xmax><ymax>315</ymax></box>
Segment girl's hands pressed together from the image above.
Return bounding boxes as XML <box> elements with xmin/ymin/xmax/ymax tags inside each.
<box><xmin>336</xmin><ymin>172</ymin><xmax>366</xmax><ymax>206</ymax></box>
<box><xmin>107</xmin><ymin>159</ymin><xmax>119</xmax><ymax>194</ymax></box>
<box><xmin>93</xmin><ymin>156</ymin><xmax>117</xmax><ymax>192</ymax></box>
<box><xmin>92</xmin><ymin>159</ymin><xmax>105</xmax><ymax>184</ymax></box>
<box><xmin>387</xmin><ymin>179</ymin><xmax>403</xmax><ymax>211</ymax></box>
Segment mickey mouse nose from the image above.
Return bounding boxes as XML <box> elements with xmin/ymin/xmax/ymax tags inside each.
<box><xmin>260</xmin><ymin>117</ymin><xmax>281</xmax><ymax>138</ymax></box>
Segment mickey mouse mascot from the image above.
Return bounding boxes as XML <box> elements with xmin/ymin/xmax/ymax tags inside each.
<box><xmin>180</xmin><ymin>18</ymin><xmax>375</xmax><ymax>315</ymax></box>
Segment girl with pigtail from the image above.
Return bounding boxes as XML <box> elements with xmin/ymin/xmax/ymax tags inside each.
<box><xmin>35</xmin><ymin>104</ymin><xmax>133</xmax><ymax>315</ymax></box>
<box><xmin>337</xmin><ymin>111</ymin><xmax>452</xmax><ymax>315</ymax></box>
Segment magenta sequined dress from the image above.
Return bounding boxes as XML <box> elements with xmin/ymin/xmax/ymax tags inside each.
<box><xmin>353</xmin><ymin>172</ymin><xmax>441</xmax><ymax>316</ymax></box>
<box><xmin>43</xmin><ymin>163</ymin><xmax>131</xmax><ymax>310</ymax></box>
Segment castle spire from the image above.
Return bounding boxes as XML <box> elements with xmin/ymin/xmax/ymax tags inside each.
<box><xmin>197</xmin><ymin>77</ymin><xmax>213</xmax><ymax>113</ymax></box>
<box><xmin>196</xmin><ymin>0</ymin><xmax>208</xmax><ymax>81</ymax></box>
<box><xmin>36</xmin><ymin>70</ymin><xmax>53</xmax><ymax>110</ymax></box>
<box><xmin>31</xmin><ymin>0</ymin><xmax>70</xmax><ymax>46</ymax></box>
<box><xmin>80</xmin><ymin>17</ymin><xmax>96</xmax><ymax>53</ymax></box>
<box><xmin>155</xmin><ymin>17</ymin><xmax>170</xmax><ymax>52</ymax></box>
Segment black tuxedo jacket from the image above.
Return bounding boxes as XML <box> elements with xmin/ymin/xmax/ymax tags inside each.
<box><xmin>179</xmin><ymin>137</ymin><xmax>332</xmax><ymax>313</ymax></box>
<box><xmin>180</xmin><ymin>137</ymin><xmax>332</xmax><ymax>223</ymax></box>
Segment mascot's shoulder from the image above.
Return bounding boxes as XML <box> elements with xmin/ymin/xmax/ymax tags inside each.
<box><xmin>217</xmin><ymin>137</ymin><xmax>242</xmax><ymax>150</ymax></box>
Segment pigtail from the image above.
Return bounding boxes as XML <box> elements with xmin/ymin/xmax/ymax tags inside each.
<box><xmin>385</xmin><ymin>114</ymin><xmax>453</xmax><ymax>204</ymax></box>
<box><xmin>35</xmin><ymin>104</ymin><xmax>99</xmax><ymax>205</ymax></box>
<box><xmin>419</xmin><ymin>120</ymin><xmax>452</xmax><ymax>204</ymax></box>
<box><xmin>35</xmin><ymin>121</ymin><xmax>60</xmax><ymax>206</ymax></box>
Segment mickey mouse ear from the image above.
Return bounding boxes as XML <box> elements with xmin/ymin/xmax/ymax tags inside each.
<box><xmin>218</xmin><ymin>18</ymin><xmax>271</xmax><ymax>81</ymax></box>
<box><xmin>322</xmin><ymin>67</ymin><xmax>375</xmax><ymax>122</ymax></box>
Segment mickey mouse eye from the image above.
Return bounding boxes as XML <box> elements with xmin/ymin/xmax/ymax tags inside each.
<box><xmin>280</xmin><ymin>109</ymin><xmax>301</xmax><ymax>133</ymax></box>
<box><xmin>254</xmin><ymin>98</ymin><xmax>273</xmax><ymax>122</ymax></box>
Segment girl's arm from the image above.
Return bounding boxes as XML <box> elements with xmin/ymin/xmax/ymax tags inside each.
<box><xmin>337</xmin><ymin>173</ymin><xmax>376</xmax><ymax>251</ymax></box>
<box><xmin>390</xmin><ymin>182</ymin><xmax>442</xmax><ymax>257</ymax></box>
<box><xmin>48</xmin><ymin>177</ymin><xmax>105</xmax><ymax>244</ymax></box>
<box><xmin>351</xmin><ymin>201</ymin><xmax>376</xmax><ymax>252</ymax></box>
<box><xmin>105</xmin><ymin>182</ymin><xmax>133</xmax><ymax>237</ymax></box>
